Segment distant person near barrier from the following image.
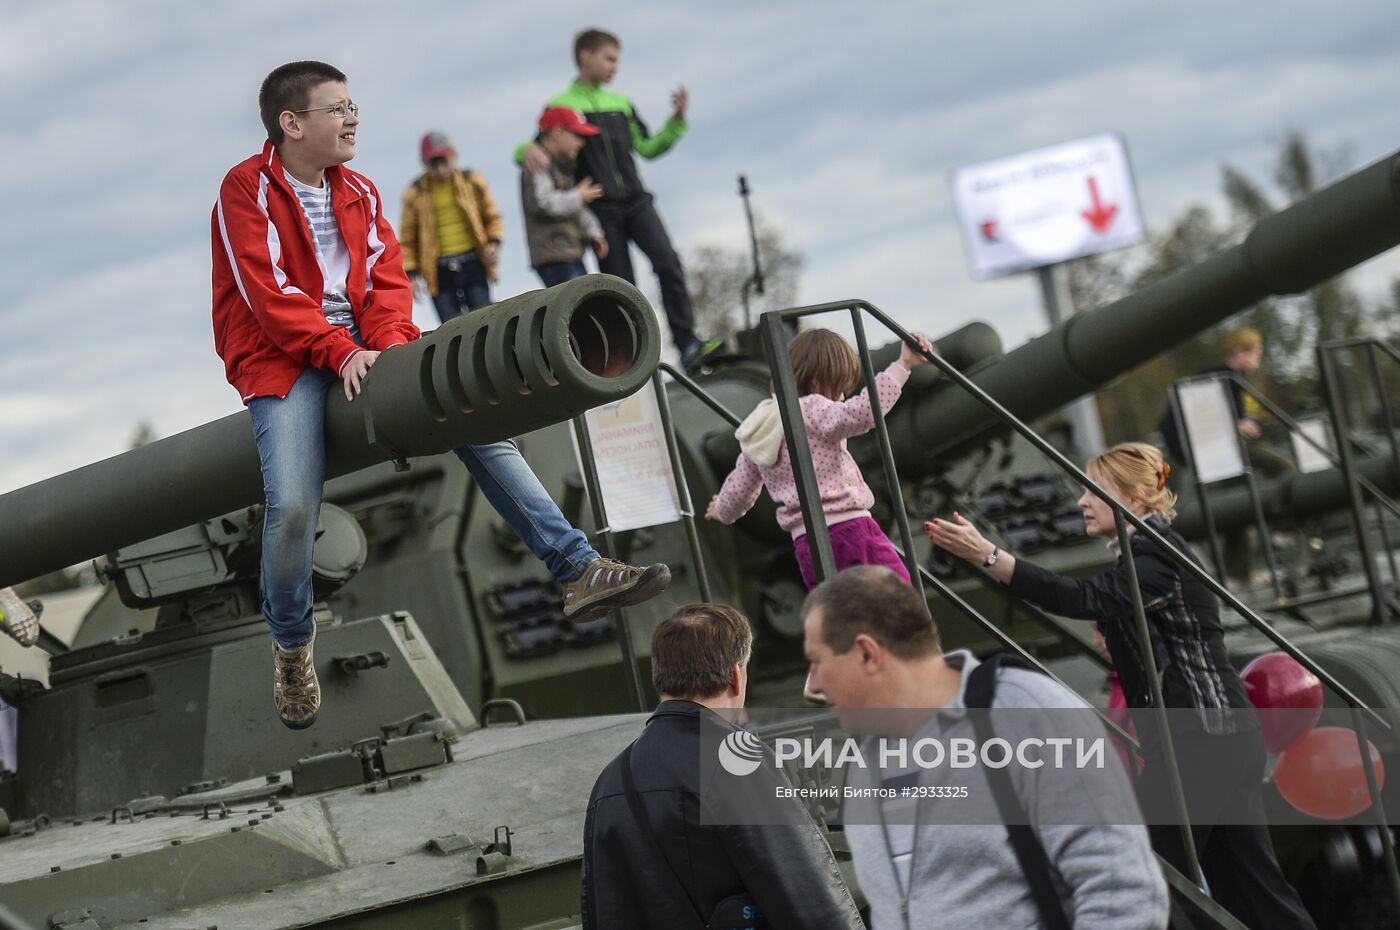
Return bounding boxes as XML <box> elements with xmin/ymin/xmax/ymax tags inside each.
<box><xmin>400</xmin><ymin>131</ymin><xmax>504</xmax><ymax>323</ymax></box>
<box><xmin>520</xmin><ymin>106</ymin><xmax>609</xmax><ymax>288</ymax></box>
<box><xmin>926</xmin><ymin>443</ymin><xmax>1317</xmax><ymax>930</ymax></box>
<box><xmin>212</xmin><ymin>61</ymin><xmax>671</xmax><ymax>731</ymax></box>
<box><xmin>803</xmin><ymin>566</ymin><xmax>1168</xmax><ymax>930</ymax></box>
<box><xmin>582</xmin><ymin>603</ymin><xmax>863</xmax><ymax>930</ymax></box>
<box><xmin>517</xmin><ymin>28</ymin><xmax>719</xmax><ymax>370</ymax></box>
<box><xmin>706</xmin><ymin>329</ymin><xmax>932</xmax><ymax>589</ymax></box>
<box><xmin>1159</xmin><ymin>327</ymin><xmax>1295</xmax><ymax>585</ymax></box>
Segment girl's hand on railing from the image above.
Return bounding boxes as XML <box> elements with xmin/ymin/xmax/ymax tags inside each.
<box><xmin>704</xmin><ymin>497</ymin><xmax>720</xmax><ymax>521</ymax></box>
<box><xmin>900</xmin><ymin>333</ymin><xmax>935</xmax><ymax>369</ymax></box>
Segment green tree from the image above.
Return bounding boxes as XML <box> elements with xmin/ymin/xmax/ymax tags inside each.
<box><xmin>1070</xmin><ymin>131</ymin><xmax>1399</xmax><ymax>443</ymax></box>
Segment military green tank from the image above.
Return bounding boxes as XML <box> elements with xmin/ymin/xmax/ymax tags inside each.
<box><xmin>2</xmin><ymin>146</ymin><xmax>1400</xmax><ymax>926</ymax></box>
<box><xmin>0</xmin><ymin>277</ymin><xmax>692</xmax><ymax>928</ymax></box>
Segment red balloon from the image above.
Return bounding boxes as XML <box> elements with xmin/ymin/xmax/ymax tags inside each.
<box><xmin>1241</xmin><ymin>652</ymin><xmax>1324</xmax><ymax>753</ymax></box>
<box><xmin>1274</xmin><ymin>726</ymin><xmax>1385</xmax><ymax>821</ymax></box>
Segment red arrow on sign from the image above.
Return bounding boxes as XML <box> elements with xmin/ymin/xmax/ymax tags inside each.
<box><xmin>1081</xmin><ymin>177</ymin><xmax>1118</xmax><ymax>234</ymax></box>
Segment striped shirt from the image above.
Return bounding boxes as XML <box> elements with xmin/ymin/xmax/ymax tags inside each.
<box><xmin>284</xmin><ymin>170</ymin><xmax>355</xmax><ymax>330</ymax></box>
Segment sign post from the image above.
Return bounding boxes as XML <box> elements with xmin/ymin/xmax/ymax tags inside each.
<box><xmin>953</xmin><ymin>133</ymin><xmax>1146</xmax><ymax>455</ymax></box>
<box><xmin>1035</xmin><ymin>263</ymin><xmax>1106</xmax><ymax>454</ymax></box>
<box><xmin>571</xmin><ymin>389</ymin><xmax>682</xmax><ymax>532</ymax></box>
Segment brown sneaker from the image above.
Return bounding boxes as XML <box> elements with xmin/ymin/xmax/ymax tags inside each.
<box><xmin>0</xmin><ymin>587</ymin><xmax>39</xmax><ymax>648</ymax></box>
<box><xmin>561</xmin><ymin>558</ymin><xmax>671</xmax><ymax>618</ymax></box>
<box><xmin>273</xmin><ymin>632</ymin><xmax>321</xmax><ymax>730</ymax></box>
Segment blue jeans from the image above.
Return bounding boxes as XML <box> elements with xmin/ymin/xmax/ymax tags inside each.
<box><xmin>432</xmin><ymin>250</ymin><xmax>491</xmax><ymax>323</ymax></box>
<box><xmin>535</xmin><ymin>261</ymin><xmax>588</xmax><ymax>289</ymax></box>
<box><xmin>450</xmin><ymin>441</ymin><xmax>598</xmax><ymax>581</ymax></box>
<box><xmin>249</xmin><ymin>368</ymin><xmax>599</xmax><ymax>648</ymax></box>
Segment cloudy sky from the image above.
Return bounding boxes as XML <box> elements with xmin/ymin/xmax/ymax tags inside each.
<box><xmin>2</xmin><ymin>0</ymin><xmax>1398</xmax><ymax>493</ymax></box>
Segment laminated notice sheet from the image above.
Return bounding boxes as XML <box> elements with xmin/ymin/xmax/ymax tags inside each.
<box><xmin>1177</xmin><ymin>378</ymin><xmax>1246</xmax><ymax>484</ymax></box>
<box><xmin>573</xmin><ymin>388</ymin><xmax>682</xmax><ymax>532</ymax></box>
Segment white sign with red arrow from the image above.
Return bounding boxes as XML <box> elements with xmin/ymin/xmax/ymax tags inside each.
<box><xmin>951</xmin><ymin>133</ymin><xmax>1145</xmax><ymax>279</ymax></box>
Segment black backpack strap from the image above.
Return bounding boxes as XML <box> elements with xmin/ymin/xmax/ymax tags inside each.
<box><xmin>619</xmin><ymin>743</ymin><xmax>709</xmax><ymax>930</ymax></box>
<box><xmin>963</xmin><ymin>651</ymin><xmax>1005</xmax><ymax>709</ymax></box>
<box><xmin>966</xmin><ymin>654</ymin><xmax>1075</xmax><ymax>930</ymax></box>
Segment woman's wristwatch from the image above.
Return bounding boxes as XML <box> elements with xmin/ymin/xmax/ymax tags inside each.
<box><xmin>983</xmin><ymin>546</ymin><xmax>1000</xmax><ymax>567</ymax></box>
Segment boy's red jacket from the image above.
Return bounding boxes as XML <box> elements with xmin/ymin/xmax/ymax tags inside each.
<box><xmin>211</xmin><ymin>142</ymin><xmax>421</xmax><ymax>402</ymax></box>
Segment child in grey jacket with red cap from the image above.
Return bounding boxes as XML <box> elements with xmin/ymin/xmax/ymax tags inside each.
<box><xmin>520</xmin><ymin>106</ymin><xmax>610</xmax><ymax>288</ymax></box>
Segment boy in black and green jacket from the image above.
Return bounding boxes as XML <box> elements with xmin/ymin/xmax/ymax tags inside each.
<box><xmin>520</xmin><ymin>28</ymin><xmax>716</xmax><ymax>369</ymax></box>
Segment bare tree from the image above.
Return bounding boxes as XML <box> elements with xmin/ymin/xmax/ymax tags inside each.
<box><xmin>130</xmin><ymin>421</ymin><xmax>158</xmax><ymax>450</ymax></box>
<box><xmin>686</xmin><ymin>217</ymin><xmax>804</xmax><ymax>338</ymax></box>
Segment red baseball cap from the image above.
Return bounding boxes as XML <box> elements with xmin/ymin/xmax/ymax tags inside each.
<box><xmin>538</xmin><ymin>107</ymin><xmax>599</xmax><ymax>137</ymax></box>
<box><xmin>420</xmin><ymin>131</ymin><xmax>454</xmax><ymax>163</ymax></box>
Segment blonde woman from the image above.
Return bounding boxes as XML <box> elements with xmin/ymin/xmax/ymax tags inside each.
<box><xmin>925</xmin><ymin>442</ymin><xmax>1315</xmax><ymax>930</ymax></box>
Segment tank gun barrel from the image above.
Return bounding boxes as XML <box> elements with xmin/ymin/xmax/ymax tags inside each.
<box><xmin>0</xmin><ymin>275</ymin><xmax>660</xmax><ymax>589</ymax></box>
<box><xmin>868</xmin><ymin>321</ymin><xmax>1003</xmax><ymax>389</ymax></box>
<box><xmin>1174</xmin><ymin>453</ymin><xmax>1400</xmax><ymax>537</ymax></box>
<box><xmin>887</xmin><ymin>150</ymin><xmax>1400</xmax><ymax>469</ymax></box>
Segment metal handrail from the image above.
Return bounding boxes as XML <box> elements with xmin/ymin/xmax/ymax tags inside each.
<box><xmin>1226</xmin><ymin>370</ymin><xmax>1400</xmax><ymax>523</ymax></box>
<box><xmin>652</xmin><ymin>362</ymin><xmax>1142</xmax><ymax>754</ymax></box>
<box><xmin>760</xmin><ymin>300</ymin><xmax>1203</xmax><ymax>886</ymax></box>
<box><xmin>658</xmin><ymin>362</ymin><xmax>743</xmax><ymax>425</ymax></box>
<box><xmin>851</xmin><ymin>310</ymin><xmax>927</xmax><ymax>601</ymax></box>
<box><xmin>1228</xmin><ymin>365</ymin><xmax>1400</xmax><ymax>615</ymax></box>
<box><xmin>1160</xmin><ymin>862</ymin><xmax>1252</xmax><ymax>930</ymax></box>
<box><xmin>871</xmin><ymin>305</ymin><xmax>1390</xmax><ymax>723</ymax></box>
<box><xmin>651</xmin><ymin>369</ymin><xmax>714</xmax><ymax>604</ymax></box>
<box><xmin>662</xmin><ymin>362</ymin><xmax>1113</xmax><ymax>667</ymax></box>
<box><xmin>1318</xmin><ymin>342</ymin><xmax>1400</xmax><ymax>631</ymax></box>
<box><xmin>661</xmin><ymin>317</ymin><xmax>1396</xmax><ymax>926</ymax></box>
<box><xmin>1320</xmin><ymin>336</ymin><xmax>1400</xmax><ymax>364</ymax></box>
<box><xmin>567</xmin><ymin>366</ymin><xmax>723</xmax><ymax>711</ymax></box>
<box><xmin>570</xmin><ymin>417</ymin><xmax>647</xmax><ymax>712</ymax></box>
<box><xmin>759</xmin><ymin>298</ymin><xmax>1398</xmax><ymax>903</ymax></box>
<box><xmin>1171</xmin><ymin>367</ymin><xmax>1400</xmax><ymax>613</ymax></box>
<box><xmin>758</xmin><ymin>302</ymin><xmax>1390</xmax><ymax>725</ymax></box>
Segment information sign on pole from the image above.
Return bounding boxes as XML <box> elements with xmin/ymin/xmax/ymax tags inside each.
<box><xmin>952</xmin><ymin>133</ymin><xmax>1146</xmax><ymax>279</ymax></box>
<box><xmin>1291</xmin><ymin>417</ymin><xmax>1335</xmax><ymax>475</ymax></box>
<box><xmin>1178</xmin><ymin>379</ymin><xmax>1246</xmax><ymax>484</ymax></box>
<box><xmin>572</xmin><ymin>389</ymin><xmax>681</xmax><ymax>532</ymax></box>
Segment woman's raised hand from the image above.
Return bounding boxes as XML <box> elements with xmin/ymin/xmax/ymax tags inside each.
<box><xmin>923</xmin><ymin>512</ymin><xmax>993</xmax><ymax>563</ymax></box>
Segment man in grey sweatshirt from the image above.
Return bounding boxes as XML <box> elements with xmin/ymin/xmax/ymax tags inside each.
<box><xmin>803</xmin><ymin>566</ymin><xmax>1168</xmax><ymax>930</ymax></box>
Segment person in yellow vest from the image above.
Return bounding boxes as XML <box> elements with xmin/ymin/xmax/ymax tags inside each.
<box><xmin>401</xmin><ymin>131</ymin><xmax>505</xmax><ymax>323</ymax></box>
<box><xmin>1159</xmin><ymin>327</ymin><xmax>1294</xmax><ymax>585</ymax></box>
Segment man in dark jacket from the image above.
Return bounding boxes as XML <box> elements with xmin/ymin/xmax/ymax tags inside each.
<box><xmin>581</xmin><ymin>603</ymin><xmax>862</xmax><ymax>930</ymax></box>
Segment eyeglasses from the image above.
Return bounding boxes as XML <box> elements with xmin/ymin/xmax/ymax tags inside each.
<box><xmin>294</xmin><ymin>101</ymin><xmax>359</xmax><ymax>119</ymax></box>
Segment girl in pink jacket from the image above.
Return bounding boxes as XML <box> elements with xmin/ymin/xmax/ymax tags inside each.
<box><xmin>706</xmin><ymin>328</ymin><xmax>932</xmax><ymax>588</ymax></box>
